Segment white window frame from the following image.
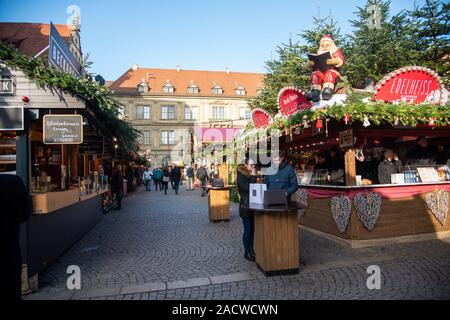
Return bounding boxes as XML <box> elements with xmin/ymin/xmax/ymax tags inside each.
<box><xmin>137</xmin><ymin>83</ymin><xmax>149</xmax><ymax>93</ymax></box>
<box><xmin>212</xmin><ymin>86</ymin><xmax>223</xmax><ymax>95</ymax></box>
<box><xmin>143</xmin><ymin>130</ymin><xmax>150</xmax><ymax>145</ymax></box>
<box><xmin>188</xmin><ymin>85</ymin><xmax>199</xmax><ymax>95</ymax></box>
<box><xmin>161</xmin><ymin>130</ymin><xmax>175</xmax><ymax>145</ymax></box>
<box><xmin>240</xmin><ymin>108</ymin><xmax>251</xmax><ymax>120</ymax></box>
<box><xmin>161</xmin><ymin>105</ymin><xmax>175</xmax><ymax>120</ymax></box>
<box><xmin>136</xmin><ymin>105</ymin><xmax>151</xmax><ymax>120</ymax></box>
<box><xmin>212</xmin><ymin>106</ymin><xmax>225</xmax><ymax>120</ymax></box>
<box><xmin>235</xmin><ymin>87</ymin><xmax>246</xmax><ymax>96</ymax></box>
<box><xmin>163</xmin><ymin>84</ymin><xmax>174</xmax><ymax>94</ymax></box>
<box><xmin>184</xmin><ymin>105</ymin><xmax>198</xmax><ymax>120</ymax></box>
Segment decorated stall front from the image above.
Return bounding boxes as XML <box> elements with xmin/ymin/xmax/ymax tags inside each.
<box><xmin>250</xmin><ymin>65</ymin><xmax>450</xmax><ymax>243</ymax></box>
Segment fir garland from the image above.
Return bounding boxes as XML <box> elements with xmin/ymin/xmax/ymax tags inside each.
<box><xmin>0</xmin><ymin>41</ymin><xmax>141</xmax><ymax>155</ymax></box>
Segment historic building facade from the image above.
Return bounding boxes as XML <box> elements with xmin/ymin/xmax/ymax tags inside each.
<box><xmin>109</xmin><ymin>67</ymin><xmax>264</xmax><ymax>167</ymax></box>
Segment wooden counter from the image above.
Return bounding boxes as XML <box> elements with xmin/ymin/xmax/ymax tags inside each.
<box><xmin>207</xmin><ymin>186</ymin><xmax>232</xmax><ymax>222</ymax></box>
<box><xmin>32</xmin><ymin>189</ymin><xmax>80</xmax><ymax>214</ymax></box>
<box><xmin>249</xmin><ymin>204</ymin><xmax>300</xmax><ymax>276</ymax></box>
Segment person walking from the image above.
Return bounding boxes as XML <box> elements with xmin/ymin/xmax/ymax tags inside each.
<box><xmin>111</xmin><ymin>164</ymin><xmax>124</xmax><ymax>210</ymax></box>
<box><xmin>142</xmin><ymin>167</ymin><xmax>153</xmax><ymax>192</ymax></box>
<box><xmin>162</xmin><ymin>167</ymin><xmax>170</xmax><ymax>195</ymax></box>
<box><xmin>237</xmin><ymin>159</ymin><xmax>257</xmax><ymax>262</ymax></box>
<box><xmin>186</xmin><ymin>164</ymin><xmax>195</xmax><ymax>191</ymax></box>
<box><xmin>196</xmin><ymin>164</ymin><xmax>209</xmax><ymax>197</ymax></box>
<box><xmin>264</xmin><ymin>151</ymin><xmax>299</xmax><ymax>203</ymax></box>
<box><xmin>0</xmin><ymin>174</ymin><xmax>32</xmax><ymax>300</ymax></box>
<box><xmin>152</xmin><ymin>167</ymin><xmax>162</xmax><ymax>191</ymax></box>
<box><xmin>170</xmin><ymin>165</ymin><xmax>182</xmax><ymax>194</ymax></box>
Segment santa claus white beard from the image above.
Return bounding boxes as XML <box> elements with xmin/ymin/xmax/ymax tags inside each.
<box><xmin>317</xmin><ymin>45</ymin><xmax>337</xmax><ymax>55</ymax></box>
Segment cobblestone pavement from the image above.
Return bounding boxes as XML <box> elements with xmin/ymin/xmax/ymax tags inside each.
<box><xmin>26</xmin><ymin>185</ymin><xmax>450</xmax><ymax>300</ymax></box>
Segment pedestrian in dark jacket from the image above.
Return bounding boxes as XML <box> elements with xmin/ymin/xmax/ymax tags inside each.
<box><xmin>196</xmin><ymin>165</ymin><xmax>209</xmax><ymax>197</ymax></box>
<box><xmin>0</xmin><ymin>174</ymin><xmax>32</xmax><ymax>300</ymax></box>
<box><xmin>237</xmin><ymin>159</ymin><xmax>257</xmax><ymax>262</ymax></box>
<box><xmin>264</xmin><ymin>152</ymin><xmax>299</xmax><ymax>203</ymax></box>
<box><xmin>170</xmin><ymin>165</ymin><xmax>182</xmax><ymax>194</ymax></box>
<box><xmin>111</xmin><ymin>165</ymin><xmax>124</xmax><ymax>210</ymax></box>
<box><xmin>378</xmin><ymin>149</ymin><xmax>402</xmax><ymax>184</ymax></box>
<box><xmin>162</xmin><ymin>167</ymin><xmax>170</xmax><ymax>195</ymax></box>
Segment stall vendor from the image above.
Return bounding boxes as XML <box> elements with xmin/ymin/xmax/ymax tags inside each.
<box><xmin>405</xmin><ymin>137</ymin><xmax>437</xmax><ymax>165</ymax></box>
<box><xmin>265</xmin><ymin>151</ymin><xmax>299</xmax><ymax>202</ymax></box>
<box><xmin>378</xmin><ymin>149</ymin><xmax>402</xmax><ymax>184</ymax></box>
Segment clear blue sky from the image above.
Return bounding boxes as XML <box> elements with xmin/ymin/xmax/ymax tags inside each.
<box><xmin>0</xmin><ymin>0</ymin><xmax>422</xmax><ymax>80</ymax></box>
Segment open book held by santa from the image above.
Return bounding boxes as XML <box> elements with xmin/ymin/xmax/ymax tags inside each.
<box><xmin>306</xmin><ymin>34</ymin><xmax>345</xmax><ymax>102</ymax></box>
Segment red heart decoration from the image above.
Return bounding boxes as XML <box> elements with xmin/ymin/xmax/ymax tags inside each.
<box><xmin>252</xmin><ymin>109</ymin><xmax>272</xmax><ymax>129</ymax></box>
<box><xmin>278</xmin><ymin>87</ymin><xmax>312</xmax><ymax>117</ymax></box>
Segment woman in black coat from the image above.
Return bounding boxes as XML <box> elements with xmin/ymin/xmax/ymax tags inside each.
<box><xmin>236</xmin><ymin>159</ymin><xmax>257</xmax><ymax>261</ymax></box>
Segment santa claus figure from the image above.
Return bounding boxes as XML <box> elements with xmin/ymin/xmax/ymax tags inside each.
<box><xmin>306</xmin><ymin>35</ymin><xmax>345</xmax><ymax>102</ymax></box>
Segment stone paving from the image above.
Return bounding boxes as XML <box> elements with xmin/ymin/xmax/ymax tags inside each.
<box><xmin>25</xmin><ymin>184</ymin><xmax>450</xmax><ymax>300</ymax></box>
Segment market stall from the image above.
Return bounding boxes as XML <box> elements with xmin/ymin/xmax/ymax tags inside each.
<box><xmin>249</xmin><ymin>66</ymin><xmax>450</xmax><ymax>243</ymax></box>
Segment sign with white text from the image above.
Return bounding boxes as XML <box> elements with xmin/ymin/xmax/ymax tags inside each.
<box><xmin>43</xmin><ymin>115</ymin><xmax>83</xmax><ymax>144</ymax></box>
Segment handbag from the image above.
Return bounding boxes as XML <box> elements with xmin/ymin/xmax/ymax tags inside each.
<box><xmin>163</xmin><ymin>176</ymin><xmax>170</xmax><ymax>183</ymax></box>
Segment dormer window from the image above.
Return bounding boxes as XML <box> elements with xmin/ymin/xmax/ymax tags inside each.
<box><xmin>212</xmin><ymin>85</ymin><xmax>223</xmax><ymax>95</ymax></box>
<box><xmin>137</xmin><ymin>82</ymin><xmax>149</xmax><ymax>93</ymax></box>
<box><xmin>235</xmin><ymin>86</ymin><xmax>246</xmax><ymax>96</ymax></box>
<box><xmin>163</xmin><ymin>83</ymin><xmax>175</xmax><ymax>94</ymax></box>
<box><xmin>188</xmin><ymin>84</ymin><xmax>199</xmax><ymax>95</ymax></box>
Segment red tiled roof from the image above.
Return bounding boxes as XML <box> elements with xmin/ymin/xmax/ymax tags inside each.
<box><xmin>0</xmin><ymin>22</ymin><xmax>72</xmax><ymax>57</ymax></box>
<box><xmin>109</xmin><ymin>68</ymin><xmax>265</xmax><ymax>98</ymax></box>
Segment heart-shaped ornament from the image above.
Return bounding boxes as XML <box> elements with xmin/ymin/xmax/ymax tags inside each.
<box><xmin>331</xmin><ymin>195</ymin><xmax>352</xmax><ymax>233</ymax></box>
<box><xmin>252</xmin><ymin>108</ymin><xmax>272</xmax><ymax>129</ymax></box>
<box><xmin>354</xmin><ymin>192</ymin><xmax>382</xmax><ymax>231</ymax></box>
<box><xmin>425</xmin><ymin>189</ymin><xmax>448</xmax><ymax>226</ymax></box>
<box><xmin>278</xmin><ymin>87</ymin><xmax>312</xmax><ymax>117</ymax></box>
<box><xmin>296</xmin><ymin>188</ymin><xmax>308</xmax><ymax>217</ymax></box>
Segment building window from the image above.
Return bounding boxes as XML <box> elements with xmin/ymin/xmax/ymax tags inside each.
<box><xmin>184</xmin><ymin>106</ymin><xmax>198</xmax><ymax>120</ymax></box>
<box><xmin>212</xmin><ymin>85</ymin><xmax>223</xmax><ymax>95</ymax></box>
<box><xmin>143</xmin><ymin>131</ymin><xmax>150</xmax><ymax>145</ymax></box>
<box><xmin>240</xmin><ymin>108</ymin><xmax>252</xmax><ymax>120</ymax></box>
<box><xmin>161</xmin><ymin>105</ymin><xmax>175</xmax><ymax>120</ymax></box>
<box><xmin>136</xmin><ymin>105</ymin><xmax>151</xmax><ymax>119</ymax></box>
<box><xmin>212</xmin><ymin>106</ymin><xmax>225</xmax><ymax>120</ymax></box>
<box><xmin>163</xmin><ymin>83</ymin><xmax>175</xmax><ymax>94</ymax></box>
<box><xmin>137</xmin><ymin>83</ymin><xmax>149</xmax><ymax>93</ymax></box>
<box><xmin>235</xmin><ymin>87</ymin><xmax>246</xmax><ymax>96</ymax></box>
<box><xmin>161</xmin><ymin>130</ymin><xmax>175</xmax><ymax>145</ymax></box>
<box><xmin>188</xmin><ymin>85</ymin><xmax>199</xmax><ymax>95</ymax></box>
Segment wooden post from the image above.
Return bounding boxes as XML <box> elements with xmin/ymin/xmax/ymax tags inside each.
<box><xmin>219</xmin><ymin>163</ymin><xmax>229</xmax><ymax>185</ymax></box>
<box><xmin>345</xmin><ymin>148</ymin><xmax>356</xmax><ymax>186</ymax></box>
<box><xmin>71</xmin><ymin>146</ymin><xmax>78</xmax><ymax>177</ymax></box>
<box><xmin>83</xmin><ymin>154</ymin><xmax>89</xmax><ymax>176</ymax></box>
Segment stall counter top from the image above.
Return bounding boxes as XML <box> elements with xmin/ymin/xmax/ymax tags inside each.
<box><xmin>299</xmin><ymin>181</ymin><xmax>450</xmax><ymax>189</ymax></box>
<box><xmin>245</xmin><ymin>204</ymin><xmax>298</xmax><ymax>214</ymax></box>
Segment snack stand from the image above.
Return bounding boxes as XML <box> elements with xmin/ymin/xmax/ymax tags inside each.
<box><xmin>249</xmin><ymin>67</ymin><xmax>450</xmax><ymax>243</ymax></box>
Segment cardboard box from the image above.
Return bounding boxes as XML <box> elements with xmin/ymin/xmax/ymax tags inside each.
<box><xmin>250</xmin><ymin>183</ymin><xmax>267</xmax><ymax>205</ymax></box>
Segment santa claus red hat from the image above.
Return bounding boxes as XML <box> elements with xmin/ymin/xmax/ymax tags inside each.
<box><xmin>320</xmin><ymin>34</ymin><xmax>334</xmax><ymax>42</ymax></box>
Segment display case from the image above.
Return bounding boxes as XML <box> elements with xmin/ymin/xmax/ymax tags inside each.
<box><xmin>0</xmin><ymin>133</ymin><xmax>17</xmax><ymax>173</ymax></box>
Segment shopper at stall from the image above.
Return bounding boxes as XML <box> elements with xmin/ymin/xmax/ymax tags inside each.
<box><xmin>186</xmin><ymin>164</ymin><xmax>195</xmax><ymax>191</ymax></box>
<box><xmin>0</xmin><ymin>174</ymin><xmax>32</xmax><ymax>300</ymax></box>
<box><xmin>162</xmin><ymin>167</ymin><xmax>170</xmax><ymax>195</ymax></box>
<box><xmin>329</xmin><ymin>146</ymin><xmax>345</xmax><ymax>185</ymax></box>
<box><xmin>265</xmin><ymin>151</ymin><xmax>299</xmax><ymax>202</ymax></box>
<box><xmin>378</xmin><ymin>149</ymin><xmax>402</xmax><ymax>184</ymax></box>
<box><xmin>171</xmin><ymin>165</ymin><xmax>182</xmax><ymax>194</ymax></box>
<box><xmin>142</xmin><ymin>167</ymin><xmax>152</xmax><ymax>192</ymax></box>
<box><xmin>196</xmin><ymin>164</ymin><xmax>209</xmax><ymax>197</ymax></box>
<box><xmin>111</xmin><ymin>165</ymin><xmax>124</xmax><ymax>210</ymax></box>
<box><xmin>405</xmin><ymin>137</ymin><xmax>437</xmax><ymax>165</ymax></box>
<box><xmin>237</xmin><ymin>158</ymin><xmax>258</xmax><ymax>262</ymax></box>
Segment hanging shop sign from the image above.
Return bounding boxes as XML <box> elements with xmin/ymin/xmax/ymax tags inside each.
<box><xmin>48</xmin><ymin>22</ymin><xmax>82</xmax><ymax>77</ymax></box>
<box><xmin>77</xmin><ymin>136</ymin><xmax>104</xmax><ymax>155</ymax></box>
<box><xmin>0</xmin><ymin>106</ymin><xmax>24</xmax><ymax>130</ymax></box>
<box><xmin>373</xmin><ymin>66</ymin><xmax>447</xmax><ymax>106</ymax></box>
<box><xmin>339</xmin><ymin>129</ymin><xmax>354</xmax><ymax>148</ymax></box>
<box><xmin>252</xmin><ymin>108</ymin><xmax>272</xmax><ymax>129</ymax></box>
<box><xmin>278</xmin><ymin>87</ymin><xmax>312</xmax><ymax>117</ymax></box>
<box><xmin>43</xmin><ymin>114</ymin><xmax>83</xmax><ymax>144</ymax></box>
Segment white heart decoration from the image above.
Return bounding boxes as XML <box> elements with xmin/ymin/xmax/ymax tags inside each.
<box><xmin>354</xmin><ymin>192</ymin><xmax>382</xmax><ymax>231</ymax></box>
<box><xmin>296</xmin><ymin>188</ymin><xmax>308</xmax><ymax>217</ymax></box>
<box><xmin>425</xmin><ymin>189</ymin><xmax>448</xmax><ymax>226</ymax></box>
<box><xmin>331</xmin><ymin>195</ymin><xmax>352</xmax><ymax>233</ymax></box>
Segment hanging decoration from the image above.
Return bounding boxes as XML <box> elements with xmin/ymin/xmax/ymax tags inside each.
<box><xmin>363</xmin><ymin>115</ymin><xmax>371</xmax><ymax>127</ymax></box>
<box><xmin>425</xmin><ymin>189</ymin><xmax>448</xmax><ymax>226</ymax></box>
<box><xmin>315</xmin><ymin>118</ymin><xmax>323</xmax><ymax>131</ymax></box>
<box><xmin>343</xmin><ymin>113</ymin><xmax>351</xmax><ymax>125</ymax></box>
<box><xmin>429</xmin><ymin>117</ymin><xmax>436</xmax><ymax>127</ymax></box>
<box><xmin>331</xmin><ymin>195</ymin><xmax>352</xmax><ymax>234</ymax></box>
<box><xmin>251</xmin><ymin>108</ymin><xmax>273</xmax><ymax>129</ymax></box>
<box><xmin>354</xmin><ymin>192</ymin><xmax>382</xmax><ymax>231</ymax></box>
